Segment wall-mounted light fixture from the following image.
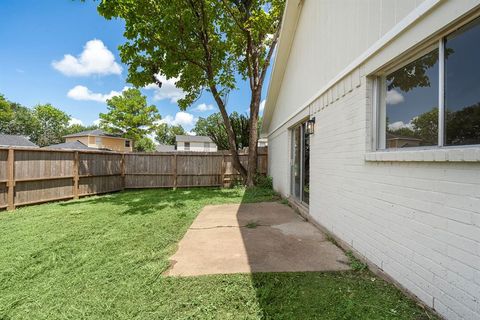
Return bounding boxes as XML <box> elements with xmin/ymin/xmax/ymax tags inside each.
<box><xmin>306</xmin><ymin>117</ymin><xmax>315</xmax><ymax>135</ymax></box>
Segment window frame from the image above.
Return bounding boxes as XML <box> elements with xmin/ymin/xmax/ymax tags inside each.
<box><xmin>184</xmin><ymin>142</ymin><xmax>190</xmax><ymax>151</ymax></box>
<box><xmin>375</xmin><ymin>13</ymin><xmax>480</xmax><ymax>151</ymax></box>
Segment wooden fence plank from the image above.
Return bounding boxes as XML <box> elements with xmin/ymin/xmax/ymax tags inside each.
<box><xmin>0</xmin><ymin>147</ymin><xmax>268</xmax><ymax>210</ymax></box>
<box><xmin>7</xmin><ymin>148</ymin><xmax>15</xmax><ymax>211</ymax></box>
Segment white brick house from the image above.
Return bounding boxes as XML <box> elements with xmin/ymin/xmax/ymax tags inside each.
<box><xmin>262</xmin><ymin>1</ymin><xmax>480</xmax><ymax>319</ymax></box>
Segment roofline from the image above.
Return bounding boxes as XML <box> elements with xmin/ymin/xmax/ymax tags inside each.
<box><xmin>63</xmin><ymin>133</ymin><xmax>131</xmax><ymax>140</ymax></box>
<box><xmin>261</xmin><ymin>0</ymin><xmax>304</xmax><ymax>135</ymax></box>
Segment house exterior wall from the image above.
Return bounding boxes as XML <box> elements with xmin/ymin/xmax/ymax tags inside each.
<box><xmin>267</xmin><ymin>1</ymin><xmax>480</xmax><ymax>319</ymax></box>
<box><xmin>176</xmin><ymin>141</ymin><xmax>218</xmax><ymax>152</ymax></box>
<box><xmin>65</xmin><ymin>136</ymin><xmax>133</xmax><ymax>152</ymax></box>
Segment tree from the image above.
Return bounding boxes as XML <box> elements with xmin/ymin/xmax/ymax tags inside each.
<box><xmin>155</xmin><ymin>123</ymin><xmax>186</xmax><ymax>145</ymax></box>
<box><xmin>135</xmin><ymin>137</ymin><xmax>156</xmax><ymax>152</ymax></box>
<box><xmin>0</xmin><ymin>95</ymin><xmax>39</xmax><ymax>138</ymax></box>
<box><xmin>31</xmin><ymin>104</ymin><xmax>70</xmax><ymax>146</ymax></box>
<box><xmin>64</xmin><ymin>124</ymin><xmax>99</xmax><ymax>136</ymax></box>
<box><xmin>194</xmin><ymin>111</ymin><xmax>256</xmax><ymax>150</ymax></box>
<box><xmin>99</xmin><ymin>88</ymin><xmax>161</xmax><ymax>141</ymax></box>
<box><xmin>97</xmin><ymin>0</ymin><xmax>285</xmax><ymax>186</ymax></box>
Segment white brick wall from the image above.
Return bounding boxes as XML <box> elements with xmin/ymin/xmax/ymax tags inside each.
<box><xmin>269</xmin><ymin>75</ymin><xmax>480</xmax><ymax>319</ymax></box>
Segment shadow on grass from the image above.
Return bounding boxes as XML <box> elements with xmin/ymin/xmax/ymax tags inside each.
<box><xmin>235</xmin><ymin>190</ymin><xmax>436</xmax><ymax>320</ymax></box>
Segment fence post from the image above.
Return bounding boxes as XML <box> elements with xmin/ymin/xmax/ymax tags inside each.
<box><xmin>121</xmin><ymin>153</ymin><xmax>126</xmax><ymax>190</ymax></box>
<box><xmin>173</xmin><ymin>154</ymin><xmax>177</xmax><ymax>189</ymax></box>
<box><xmin>220</xmin><ymin>154</ymin><xmax>225</xmax><ymax>188</ymax></box>
<box><xmin>7</xmin><ymin>148</ymin><xmax>15</xmax><ymax>211</ymax></box>
<box><xmin>73</xmin><ymin>151</ymin><xmax>79</xmax><ymax>199</ymax></box>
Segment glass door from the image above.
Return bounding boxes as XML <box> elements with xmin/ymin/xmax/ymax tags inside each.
<box><xmin>291</xmin><ymin>121</ymin><xmax>310</xmax><ymax>205</ymax></box>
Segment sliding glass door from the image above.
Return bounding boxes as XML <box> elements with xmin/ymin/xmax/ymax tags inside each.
<box><xmin>291</xmin><ymin>121</ymin><xmax>310</xmax><ymax>205</ymax></box>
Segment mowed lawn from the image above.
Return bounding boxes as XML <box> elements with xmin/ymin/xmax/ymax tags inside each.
<box><xmin>0</xmin><ymin>188</ymin><xmax>436</xmax><ymax>320</ymax></box>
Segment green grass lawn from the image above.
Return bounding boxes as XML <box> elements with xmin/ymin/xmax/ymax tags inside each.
<box><xmin>0</xmin><ymin>187</ymin><xmax>436</xmax><ymax>320</ymax></box>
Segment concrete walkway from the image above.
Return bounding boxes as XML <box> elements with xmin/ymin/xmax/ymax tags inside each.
<box><xmin>165</xmin><ymin>202</ymin><xmax>350</xmax><ymax>276</ymax></box>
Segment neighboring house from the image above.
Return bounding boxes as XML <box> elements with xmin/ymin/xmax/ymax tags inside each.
<box><xmin>263</xmin><ymin>1</ymin><xmax>480</xmax><ymax>319</ymax></box>
<box><xmin>175</xmin><ymin>135</ymin><xmax>217</xmax><ymax>152</ymax></box>
<box><xmin>43</xmin><ymin>140</ymin><xmax>99</xmax><ymax>151</ymax></box>
<box><xmin>155</xmin><ymin>143</ymin><xmax>176</xmax><ymax>152</ymax></box>
<box><xmin>0</xmin><ymin>134</ymin><xmax>38</xmax><ymax>148</ymax></box>
<box><xmin>61</xmin><ymin>129</ymin><xmax>133</xmax><ymax>152</ymax></box>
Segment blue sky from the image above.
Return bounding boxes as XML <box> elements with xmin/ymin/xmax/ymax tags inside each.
<box><xmin>0</xmin><ymin>0</ymin><xmax>269</xmax><ymax>132</ymax></box>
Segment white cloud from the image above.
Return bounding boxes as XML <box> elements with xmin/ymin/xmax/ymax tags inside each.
<box><xmin>144</xmin><ymin>74</ymin><xmax>185</xmax><ymax>103</ymax></box>
<box><xmin>259</xmin><ymin>99</ymin><xmax>266</xmax><ymax>112</ymax></box>
<box><xmin>68</xmin><ymin>117</ymin><xmax>83</xmax><ymax>126</ymax></box>
<box><xmin>195</xmin><ymin>103</ymin><xmax>214</xmax><ymax>112</ymax></box>
<box><xmin>159</xmin><ymin>111</ymin><xmax>198</xmax><ymax>128</ymax></box>
<box><xmin>67</xmin><ymin>85</ymin><xmax>129</xmax><ymax>103</ymax></box>
<box><xmin>388</xmin><ymin>121</ymin><xmax>414</xmax><ymax>131</ymax></box>
<box><xmin>52</xmin><ymin>39</ymin><xmax>122</xmax><ymax>76</ymax></box>
<box><xmin>386</xmin><ymin>89</ymin><xmax>405</xmax><ymax>105</ymax></box>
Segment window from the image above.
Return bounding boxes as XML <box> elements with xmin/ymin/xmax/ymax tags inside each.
<box><xmin>184</xmin><ymin>142</ymin><xmax>190</xmax><ymax>151</ymax></box>
<box><xmin>95</xmin><ymin>136</ymin><xmax>102</xmax><ymax>146</ymax></box>
<box><xmin>204</xmin><ymin>142</ymin><xmax>210</xmax><ymax>150</ymax></box>
<box><xmin>377</xmin><ymin>16</ymin><xmax>480</xmax><ymax>149</ymax></box>
<box><xmin>125</xmin><ymin>140</ymin><xmax>131</xmax><ymax>148</ymax></box>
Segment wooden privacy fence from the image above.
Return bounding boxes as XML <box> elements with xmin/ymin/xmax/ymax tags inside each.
<box><xmin>0</xmin><ymin>147</ymin><xmax>267</xmax><ymax>210</ymax></box>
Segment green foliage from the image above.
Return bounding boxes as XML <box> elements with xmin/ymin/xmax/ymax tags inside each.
<box><xmin>31</xmin><ymin>104</ymin><xmax>70</xmax><ymax>147</ymax></box>
<box><xmin>100</xmin><ymin>88</ymin><xmax>161</xmax><ymax>141</ymax></box>
<box><xmin>155</xmin><ymin>123</ymin><xmax>186</xmax><ymax>145</ymax></box>
<box><xmin>96</xmin><ymin>0</ymin><xmax>286</xmax><ymax>181</ymax></box>
<box><xmin>346</xmin><ymin>251</ymin><xmax>368</xmax><ymax>272</ymax></box>
<box><xmin>254</xmin><ymin>174</ymin><xmax>273</xmax><ymax>189</ymax></box>
<box><xmin>0</xmin><ymin>188</ymin><xmax>436</xmax><ymax>319</ymax></box>
<box><xmin>64</xmin><ymin>123</ymin><xmax>99</xmax><ymax>136</ymax></box>
<box><xmin>194</xmin><ymin>112</ymin><xmax>259</xmax><ymax>150</ymax></box>
<box><xmin>0</xmin><ymin>94</ymin><xmax>39</xmax><ymax>139</ymax></box>
<box><xmin>135</xmin><ymin>137</ymin><xmax>156</xmax><ymax>152</ymax></box>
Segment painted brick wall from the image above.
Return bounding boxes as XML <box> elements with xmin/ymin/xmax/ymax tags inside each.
<box><xmin>295</xmin><ymin>76</ymin><xmax>480</xmax><ymax>320</ymax></box>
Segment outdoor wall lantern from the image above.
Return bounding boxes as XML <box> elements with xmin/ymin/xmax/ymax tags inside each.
<box><xmin>306</xmin><ymin>117</ymin><xmax>315</xmax><ymax>135</ymax></box>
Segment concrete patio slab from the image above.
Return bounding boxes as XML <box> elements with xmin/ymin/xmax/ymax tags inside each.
<box><xmin>165</xmin><ymin>202</ymin><xmax>350</xmax><ymax>276</ymax></box>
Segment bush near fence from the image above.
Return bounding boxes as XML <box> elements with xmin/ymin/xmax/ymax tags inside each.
<box><xmin>0</xmin><ymin>147</ymin><xmax>267</xmax><ymax>211</ymax></box>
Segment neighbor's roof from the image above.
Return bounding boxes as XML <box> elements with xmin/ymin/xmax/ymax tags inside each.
<box><xmin>43</xmin><ymin>140</ymin><xmax>98</xmax><ymax>151</ymax></box>
<box><xmin>175</xmin><ymin>135</ymin><xmax>213</xmax><ymax>143</ymax></box>
<box><xmin>155</xmin><ymin>144</ymin><xmax>176</xmax><ymax>152</ymax></box>
<box><xmin>63</xmin><ymin>129</ymin><xmax>124</xmax><ymax>138</ymax></box>
<box><xmin>0</xmin><ymin>134</ymin><xmax>38</xmax><ymax>148</ymax></box>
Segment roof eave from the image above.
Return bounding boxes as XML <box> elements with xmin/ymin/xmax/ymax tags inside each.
<box><xmin>261</xmin><ymin>0</ymin><xmax>304</xmax><ymax>135</ymax></box>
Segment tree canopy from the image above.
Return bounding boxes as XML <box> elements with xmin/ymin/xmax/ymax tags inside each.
<box><xmin>194</xmin><ymin>112</ymin><xmax>258</xmax><ymax>150</ymax></box>
<box><xmin>155</xmin><ymin>123</ymin><xmax>186</xmax><ymax>146</ymax></box>
<box><xmin>97</xmin><ymin>0</ymin><xmax>285</xmax><ymax>185</ymax></box>
<box><xmin>99</xmin><ymin>88</ymin><xmax>161</xmax><ymax>142</ymax></box>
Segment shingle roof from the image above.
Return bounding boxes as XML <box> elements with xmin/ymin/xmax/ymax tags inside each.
<box><xmin>0</xmin><ymin>134</ymin><xmax>38</xmax><ymax>148</ymax></box>
<box><xmin>155</xmin><ymin>144</ymin><xmax>176</xmax><ymax>152</ymax></box>
<box><xmin>175</xmin><ymin>135</ymin><xmax>213</xmax><ymax>143</ymax></box>
<box><xmin>63</xmin><ymin>129</ymin><xmax>122</xmax><ymax>138</ymax></box>
<box><xmin>43</xmin><ymin>140</ymin><xmax>98</xmax><ymax>151</ymax></box>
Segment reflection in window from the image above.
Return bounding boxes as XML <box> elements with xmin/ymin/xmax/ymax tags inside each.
<box><xmin>445</xmin><ymin>18</ymin><xmax>480</xmax><ymax>146</ymax></box>
<box><xmin>385</xmin><ymin>50</ymin><xmax>439</xmax><ymax>148</ymax></box>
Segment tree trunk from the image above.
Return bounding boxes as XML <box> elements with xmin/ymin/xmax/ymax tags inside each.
<box><xmin>209</xmin><ymin>85</ymin><xmax>247</xmax><ymax>181</ymax></box>
<box><xmin>246</xmin><ymin>88</ymin><xmax>262</xmax><ymax>187</ymax></box>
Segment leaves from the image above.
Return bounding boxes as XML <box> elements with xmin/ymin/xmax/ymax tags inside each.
<box><xmin>99</xmin><ymin>88</ymin><xmax>161</xmax><ymax>142</ymax></box>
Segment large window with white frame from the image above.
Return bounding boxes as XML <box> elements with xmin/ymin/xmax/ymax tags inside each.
<box><xmin>376</xmin><ymin>16</ymin><xmax>480</xmax><ymax>149</ymax></box>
